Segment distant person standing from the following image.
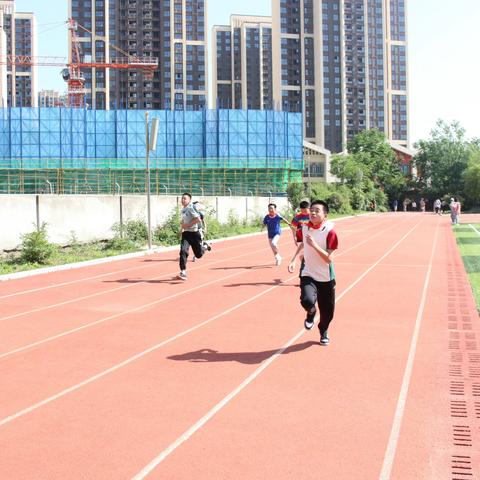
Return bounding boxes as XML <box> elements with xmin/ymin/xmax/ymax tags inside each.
<box><xmin>434</xmin><ymin>198</ymin><xmax>442</xmax><ymax>215</ymax></box>
<box><xmin>262</xmin><ymin>203</ymin><xmax>291</xmax><ymax>266</ymax></box>
<box><xmin>450</xmin><ymin>197</ymin><xmax>461</xmax><ymax>225</ymax></box>
<box><xmin>177</xmin><ymin>192</ymin><xmax>204</xmax><ymax>280</ymax></box>
<box><xmin>403</xmin><ymin>199</ymin><xmax>408</xmax><ymax>212</ymax></box>
<box><xmin>420</xmin><ymin>198</ymin><xmax>426</xmax><ymax>212</ymax></box>
<box><xmin>411</xmin><ymin>200</ymin><xmax>417</xmax><ymax>211</ymax></box>
<box><xmin>392</xmin><ymin>199</ymin><xmax>398</xmax><ymax>212</ymax></box>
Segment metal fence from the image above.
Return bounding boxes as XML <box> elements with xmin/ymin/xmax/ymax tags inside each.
<box><xmin>0</xmin><ymin>165</ymin><xmax>301</xmax><ymax>196</ymax></box>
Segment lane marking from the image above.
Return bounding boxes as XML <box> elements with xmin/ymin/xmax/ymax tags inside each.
<box><xmin>0</xmin><ymin>276</ymin><xmax>299</xmax><ymax>428</ymax></box>
<box><xmin>0</xmin><ymin>214</ymin><xmax>389</xmax><ymax>299</ymax></box>
<box><xmin>0</xmin><ymin>245</ymin><xmax>273</xmax><ymax>322</ymax></box>
<box><xmin>130</xmin><ymin>219</ymin><xmax>424</xmax><ymax>479</ymax></box>
<box><xmin>378</xmin><ymin>222</ymin><xmax>440</xmax><ymax>480</ymax></box>
<box><xmin>0</xmin><ymin>219</ymin><xmax>423</xmax><ymax>430</ymax></box>
<box><xmin>0</xmin><ymin>216</ymin><xmax>409</xmax><ymax>359</ymax></box>
<box><xmin>0</xmin><ymin>237</ymin><xmax>262</xmax><ymax>300</ymax></box>
<box><xmin>468</xmin><ymin>223</ymin><xmax>480</xmax><ymax>235</ymax></box>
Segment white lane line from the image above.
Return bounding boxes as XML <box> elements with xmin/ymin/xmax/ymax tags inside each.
<box><xmin>0</xmin><ymin>236</ymin><xmax>262</xmax><ymax>300</ymax></box>
<box><xmin>0</xmin><ymin>215</ymin><xmax>397</xmax><ymax>322</ymax></box>
<box><xmin>0</xmin><ymin>275</ymin><xmax>299</xmax><ymax>428</ymax></box>
<box><xmin>0</xmin><ymin>245</ymin><xmax>272</xmax><ymax>322</ymax></box>
<box><xmin>0</xmin><ymin>267</ymin><xmax>255</xmax><ymax>361</ymax></box>
<box><xmin>130</xmin><ymin>219</ymin><xmax>423</xmax><ymax>479</ymax></box>
<box><xmin>0</xmin><ymin>216</ymin><xmax>408</xmax><ymax>360</ymax></box>
<box><xmin>0</xmin><ymin>213</ymin><xmax>387</xmax><ymax>299</ymax></box>
<box><xmin>378</xmin><ymin>222</ymin><xmax>440</xmax><ymax>480</ymax></box>
<box><xmin>0</xmin><ymin>217</ymin><xmax>421</xmax><ymax>434</ymax></box>
<box><xmin>469</xmin><ymin>223</ymin><xmax>480</xmax><ymax>235</ymax></box>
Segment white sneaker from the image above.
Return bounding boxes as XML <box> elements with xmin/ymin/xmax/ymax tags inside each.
<box><xmin>192</xmin><ymin>256</ymin><xmax>196</xmax><ymax>262</ymax></box>
<box><xmin>275</xmin><ymin>254</ymin><xmax>282</xmax><ymax>266</ymax></box>
<box><xmin>178</xmin><ymin>271</ymin><xmax>187</xmax><ymax>281</ymax></box>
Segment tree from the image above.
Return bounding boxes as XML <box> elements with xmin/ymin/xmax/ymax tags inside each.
<box><xmin>414</xmin><ymin>120</ymin><xmax>471</xmax><ymax>198</ymax></box>
<box><xmin>330</xmin><ymin>129</ymin><xmax>406</xmax><ymax>208</ymax></box>
<box><xmin>286</xmin><ymin>180</ymin><xmax>306</xmax><ymax>209</ymax></box>
<box><xmin>463</xmin><ymin>150</ymin><xmax>480</xmax><ymax>207</ymax></box>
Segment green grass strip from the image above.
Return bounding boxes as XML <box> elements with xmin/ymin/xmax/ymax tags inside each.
<box><xmin>454</xmin><ymin>224</ymin><xmax>480</xmax><ymax>311</ymax></box>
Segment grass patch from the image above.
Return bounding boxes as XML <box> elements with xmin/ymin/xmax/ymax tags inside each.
<box><xmin>454</xmin><ymin>224</ymin><xmax>480</xmax><ymax>311</ymax></box>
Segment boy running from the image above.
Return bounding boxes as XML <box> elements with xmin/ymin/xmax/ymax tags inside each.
<box><xmin>290</xmin><ymin>200</ymin><xmax>310</xmax><ymax>246</ymax></box>
<box><xmin>192</xmin><ymin>201</ymin><xmax>211</xmax><ymax>262</ymax></box>
<box><xmin>288</xmin><ymin>200</ymin><xmax>338</xmax><ymax>345</ymax></box>
<box><xmin>262</xmin><ymin>203</ymin><xmax>291</xmax><ymax>266</ymax></box>
<box><xmin>178</xmin><ymin>192</ymin><xmax>204</xmax><ymax>280</ymax></box>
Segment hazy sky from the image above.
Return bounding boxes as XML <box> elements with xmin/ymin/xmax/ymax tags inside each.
<box><xmin>14</xmin><ymin>0</ymin><xmax>480</xmax><ymax>145</ymax></box>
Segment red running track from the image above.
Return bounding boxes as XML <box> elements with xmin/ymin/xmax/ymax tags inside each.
<box><xmin>0</xmin><ymin>213</ymin><xmax>479</xmax><ymax>479</ymax></box>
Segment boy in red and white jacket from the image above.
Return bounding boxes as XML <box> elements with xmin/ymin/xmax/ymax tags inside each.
<box><xmin>288</xmin><ymin>199</ymin><xmax>338</xmax><ymax>345</ymax></box>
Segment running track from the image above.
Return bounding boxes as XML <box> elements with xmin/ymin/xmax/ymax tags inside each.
<box><xmin>1</xmin><ymin>213</ymin><xmax>479</xmax><ymax>479</ymax></box>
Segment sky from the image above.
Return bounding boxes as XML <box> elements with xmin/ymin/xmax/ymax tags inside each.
<box><xmin>14</xmin><ymin>0</ymin><xmax>480</xmax><ymax>145</ymax></box>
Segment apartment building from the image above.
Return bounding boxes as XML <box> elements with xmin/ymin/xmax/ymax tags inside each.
<box><xmin>212</xmin><ymin>15</ymin><xmax>273</xmax><ymax>110</ymax></box>
<box><xmin>69</xmin><ymin>0</ymin><xmax>208</xmax><ymax>110</ymax></box>
<box><xmin>0</xmin><ymin>1</ymin><xmax>37</xmax><ymax>107</ymax></box>
<box><xmin>272</xmin><ymin>0</ymin><xmax>408</xmax><ymax>152</ymax></box>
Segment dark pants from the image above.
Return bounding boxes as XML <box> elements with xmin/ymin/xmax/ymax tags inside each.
<box><xmin>300</xmin><ymin>276</ymin><xmax>336</xmax><ymax>334</ymax></box>
<box><xmin>179</xmin><ymin>231</ymin><xmax>204</xmax><ymax>271</ymax></box>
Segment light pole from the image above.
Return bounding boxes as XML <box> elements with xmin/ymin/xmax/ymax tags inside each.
<box><xmin>145</xmin><ymin>112</ymin><xmax>159</xmax><ymax>250</ymax></box>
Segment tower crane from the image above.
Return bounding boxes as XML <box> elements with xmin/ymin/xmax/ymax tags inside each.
<box><xmin>3</xmin><ymin>18</ymin><xmax>158</xmax><ymax>107</ymax></box>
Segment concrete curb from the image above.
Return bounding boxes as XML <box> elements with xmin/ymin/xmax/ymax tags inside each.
<box><xmin>0</xmin><ymin>212</ymin><xmax>375</xmax><ymax>282</ymax></box>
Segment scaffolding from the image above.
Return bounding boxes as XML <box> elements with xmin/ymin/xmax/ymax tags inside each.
<box><xmin>0</xmin><ymin>107</ymin><xmax>303</xmax><ymax>195</ymax></box>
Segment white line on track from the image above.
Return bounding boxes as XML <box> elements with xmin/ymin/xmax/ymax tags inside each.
<box><xmin>0</xmin><ymin>216</ymin><xmax>401</xmax><ymax>323</ymax></box>
<box><xmin>0</xmin><ymin>244</ymin><xmax>271</xmax><ymax>322</ymax></box>
<box><xmin>0</xmin><ymin>215</ymin><xmax>410</xmax><ymax>360</ymax></box>
<box><xmin>0</xmin><ymin>237</ymin><xmax>262</xmax><ymax>300</ymax></box>
<box><xmin>130</xmin><ymin>218</ymin><xmax>424</xmax><ymax>479</ymax></box>
<box><xmin>378</xmin><ymin>221</ymin><xmax>439</xmax><ymax>480</ymax></box>
<box><xmin>0</xmin><ymin>213</ymin><xmax>386</xmax><ymax>300</ymax></box>
<box><xmin>0</xmin><ymin>219</ymin><xmax>422</xmax><ymax>431</ymax></box>
<box><xmin>469</xmin><ymin>223</ymin><xmax>480</xmax><ymax>235</ymax></box>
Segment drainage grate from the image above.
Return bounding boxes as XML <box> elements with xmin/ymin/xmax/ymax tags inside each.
<box><xmin>450</xmin><ymin>365</ymin><xmax>463</xmax><ymax>377</ymax></box>
<box><xmin>473</xmin><ymin>383</ymin><xmax>480</xmax><ymax>397</ymax></box>
<box><xmin>452</xmin><ymin>455</ymin><xmax>473</xmax><ymax>479</ymax></box>
<box><xmin>452</xmin><ymin>425</ymin><xmax>472</xmax><ymax>447</ymax></box>
<box><xmin>451</xmin><ymin>352</ymin><xmax>463</xmax><ymax>363</ymax></box>
<box><xmin>450</xmin><ymin>381</ymin><xmax>466</xmax><ymax>396</ymax></box>
<box><xmin>475</xmin><ymin>402</ymin><xmax>480</xmax><ymax>419</ymax></box>
<box><xmin>451</xmin><ymin>400</ymin><xmax>468</xmax><ymax>418</ymax></box>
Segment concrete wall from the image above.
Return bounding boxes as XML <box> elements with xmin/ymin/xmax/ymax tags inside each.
<box><xmin>0</xmin><ymin>194</ymin><xmax>290</xmax><ymax>250</ymax></box>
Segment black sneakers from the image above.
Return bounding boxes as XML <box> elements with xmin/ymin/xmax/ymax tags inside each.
<box><xmin>320</xmin><ymin>330</ymin><xmax>330</xmax><ymax>346</ymax></box>
<box><xmin>203</xmin><ymin>242</ymin><xmax>212</xmax><ymax>251</ymax></box>
<box><xmin>304</xmin><ymin>308</ymin><xmax>316</xmax><ymax>330</ymax></box>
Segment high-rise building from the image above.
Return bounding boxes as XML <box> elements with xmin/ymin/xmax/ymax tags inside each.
<box><xmin>0</xmin><ymin>1</ymin><xmax>37</xmax><ymax>107</ymax></box>
<box><xmin>212</xmin><ymin>15</ymin><xmax>273</xmax><ymax>110</ymax></box>
<box><xmin>272</xmin><ymin>0</ymin><xmax>408</xmax><ymax>152</ymax></box>
<box><xmin>69</xmin><ymin>0</ymin><xmax>208</xmax><ymax>110</ymax></box>
<box><xmin>38</xmin><ymin>89</ymin><xmax>67</xmax><ymax>107</ymax></box>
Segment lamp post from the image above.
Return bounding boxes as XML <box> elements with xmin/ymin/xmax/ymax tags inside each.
<box><xmin>145</xmin><ymin>112</ymin><xmax>159</xmax><ymax>250</ymax></box>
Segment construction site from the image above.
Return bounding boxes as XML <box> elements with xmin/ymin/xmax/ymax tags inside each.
<box><xmin>0</xmin><ymin>18</ymin><xmax>304</xmax><ymax>196</ymax></box>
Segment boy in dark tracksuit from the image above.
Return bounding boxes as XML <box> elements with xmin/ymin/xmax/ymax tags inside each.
<box><xmin>178</xmin><ymin>192</ymin><xmax>204</xmax><ymax>280</ymax></box>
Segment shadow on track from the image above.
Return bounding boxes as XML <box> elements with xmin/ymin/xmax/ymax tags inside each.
<box><xmin>167</xmin><ymin>341</ymin><xmax>317</xmax><ymax>365</ymax></box>
<box><xmin>103</xmin><ymin>278</ymin><xmax>183</xmax><ymax>285</ymax></box>
<box><xmin>224</xmin><ymin>278</ymin><xmax>296</xmax><ymax>288</ymax></box>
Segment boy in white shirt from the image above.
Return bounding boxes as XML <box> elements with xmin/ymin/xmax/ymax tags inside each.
<box><xmin>288</xmin><ymin>200</ymin><xmax>339</xmax><ymax>345</ymax></box>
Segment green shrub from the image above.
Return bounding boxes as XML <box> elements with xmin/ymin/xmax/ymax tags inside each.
<box><xmin>103</xmin><ymin>237</ymin><xmax>137</xmax><ymax>251</ymax></box>
<box><xmin>20</xmin><ymin>223</ymin><xmax>56</xmax><ymax>264</ymax></box>
<box><xmin>112</xmin><ymin>218</ymin><xmax>148</xmax><ymax>244</ymax></box>
<box><xmin>153</xmin><ymin>207</ymin><xmax>181</xmax><ymax>245</ymax></box>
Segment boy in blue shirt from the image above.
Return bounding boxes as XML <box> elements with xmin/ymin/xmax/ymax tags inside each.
<box><xmin>262</xmin><ymin>203</ymin><xmax>291</xmax><ymax>266</ymax></box>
